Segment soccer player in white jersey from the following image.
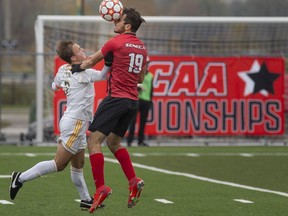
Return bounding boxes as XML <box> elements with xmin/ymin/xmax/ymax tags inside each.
<box><xmin>9</xmin><ymin>39</ymin><xmax>112</xmax><ymax>210</ymax></box>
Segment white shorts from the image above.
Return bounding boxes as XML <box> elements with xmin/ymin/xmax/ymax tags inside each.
<box><xmin>57</xmin><ymin>116</ymin><xmax>88</xmax><ymax>155</ymax></box>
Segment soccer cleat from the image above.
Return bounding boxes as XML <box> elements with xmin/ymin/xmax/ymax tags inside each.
<box><xmin>9</xmin><ymin>171</ymin><xmax>23</xmax><ymax>200</ymax></box>
<box><xmin>89</xmin><ymin>185</ymin><xmax>112</xmax><ymax>213</ymax></box>
<box><xmin>127</xmin><ymin>177</ymin><xmax>144</xmax><ymax>208</ymax></box>
<box><xmin>80</xmin><ymin>198</ymin><xmax>105</xmax><ymax>211</ymax></box>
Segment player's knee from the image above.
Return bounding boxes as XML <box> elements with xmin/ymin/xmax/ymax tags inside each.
<box><xmin>78</xmin><ymin>159</ymin><xmax>84</xmax><ymax>168</ymax></box>
<box><xmin>109</xmin><ymin>144</ymin><xmax>122</xmax><ymax>154</ymax></box>
<box><xmin>55</xmin><ymin>161</ymin><xmax>69</xmax><ymax>171</ymax></box>
<box><xmin>87</xmin><ymin>142</ymin><xmax>102</xmax><ymax>155</ymax></box>
<box><xmin>106</xmin><ymin>139</ymin><xmax>122</xmax><ymax>154</ymax></box>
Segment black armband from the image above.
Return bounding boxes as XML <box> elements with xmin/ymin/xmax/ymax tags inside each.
<box><xmin>104</xmin><ymin>52</ymin><xmax>114</xmax><ymax>67</ymax></box>
<box><xmin>71</xmin><ymin>64</ymin><xmax>85</xmax><ymax>74</ymax></box>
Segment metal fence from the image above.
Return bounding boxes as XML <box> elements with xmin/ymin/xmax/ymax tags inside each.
<box><xmin>0</xmin><ymin>52</ymin><xmax>36</xmax><ymax>107</ymax></box>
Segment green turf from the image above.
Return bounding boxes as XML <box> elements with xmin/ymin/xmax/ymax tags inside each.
<box><xmin>0</xmin><ymin>145</ymin><xmax>288</xmax><ymax>216</ymax></box>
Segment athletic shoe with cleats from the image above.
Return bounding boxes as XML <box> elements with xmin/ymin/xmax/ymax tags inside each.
<box><xmin>9</xmin><ymin>172</ymin><xmax>23</xmax><ymax>200</ymax></box>
<box><xmin>128</xmin><ymin>177</ymin><xmax>144</xmax><ymax>208</ymax></box>
<box><xmin>89</xmin><ymin>185</ymin><xmax>112</xmax><ymax>213</ymax></box>
<box><xmin>80</xmin><ymin>197</ymin><xmax>105</xmax><ymax>211</ymax></box>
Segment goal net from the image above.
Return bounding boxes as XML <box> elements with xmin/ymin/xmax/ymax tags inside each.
<box><xmin>34</xmin><ymin>16</ymin><xmax>288</xmax><ymax>144</ymax></box>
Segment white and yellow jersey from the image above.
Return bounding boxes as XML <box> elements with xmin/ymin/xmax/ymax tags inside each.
<box><xmin>53</xmin><ymin>64</ymin><xmax>109</xmax><ymax>121</ymax></box>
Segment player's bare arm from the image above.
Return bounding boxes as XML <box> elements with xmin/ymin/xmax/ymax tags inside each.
<box><xmin>81</xmin><ymin>50</ymin><xmax>104</xmax><ymax>69</ymax></box>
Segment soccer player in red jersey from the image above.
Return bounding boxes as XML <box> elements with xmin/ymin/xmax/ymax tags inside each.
<box><xmin>71</xmin><ymin>7</ymin><xmax>147</xmax><ymax>212</ymax></box>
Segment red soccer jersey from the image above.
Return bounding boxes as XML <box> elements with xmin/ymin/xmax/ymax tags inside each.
<box><xmin>101</xmin><ymin>33</ymin><xmax>147</xmax><ymax>100</ymax></box>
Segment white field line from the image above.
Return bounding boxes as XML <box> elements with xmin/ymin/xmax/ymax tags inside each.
<box><xmin>233</xmin><ymin>199</ymin><xmax>254</xmax><ymax>204</ymax></box>
<box><xmin>1</xmin><ymin>152</ymin><xmax>288</xmax><ymax>157</ymax></box>
<box><xmin>1</xmin><ymin>152</ymin><xmax>288</xmax><ymax>198</ymax></box>
<box><xmin>0</xmin><ymin>175</ymin><xmax>11</xmax><ymax>178</ymax></box>
<box><xmin>0</xmin><ymin>153</ymin><xmax>55</xmax><ymax>156</ymax></box>
<box><xmin>0</xmin><ymin>200</ymin><xmax>14</xmax><ymax>205</ymax></box>
<box><xmin>154</xmin><ymin>199</ymin><xmax>174</xmax><ymax>204</ymax></box>
<box><xmin>104</xmin><ymin>157</ymin><xmax>288</xmax><ymax>198</ymax></box>
<box><xmin>130</xmin><ymin>152</ymin><xmax>288</xmax><ymax>157</ymax></box>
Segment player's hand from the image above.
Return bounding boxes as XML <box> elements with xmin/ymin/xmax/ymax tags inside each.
<box><xmin>137</xmin><ymin>83</ymin><xmax>144</xmax><ymax>91</ymax></box>
<box><xmin>71</xmin><ymin>64</ymin><xmax>85</xmax><ymax>74</ymax></box>
<box><xmin>51</xmin><ymin>82</ymin><xmax>58</xmax><ymax>91</ymax></box>
<box><xmin>104</xmin><ymin>52</ymin><xmax>113</xmax><ymax>67</ymax></box>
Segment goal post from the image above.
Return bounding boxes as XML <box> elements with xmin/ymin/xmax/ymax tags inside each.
<box><xmin>34</xmin><ymin>18</ymin><xmax>44</xmax><ymax>143</ymax></box>
<box><xmin>34</xmin><ymin>16</ymin><xmax>288</xmax><ymax>144</ymax></box>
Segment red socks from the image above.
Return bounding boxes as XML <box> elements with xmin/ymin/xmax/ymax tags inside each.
<box><xmin>114</xmin><ymin>148</ymin><xmax>136</xmax><ymax>182</ymax></box>
<box><xmin>90</xmin><ymin>148</ymin><xmax>136</xmax><ymax>189</ymax></box>
<box><xmin>89</xmin><ymin>153</ymin><xmax>105</xmax><ymax>189</ymax></box>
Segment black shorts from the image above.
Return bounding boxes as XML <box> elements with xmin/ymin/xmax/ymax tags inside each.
<box><xmin>88</xmin><ymin>97</ymin><xmax>138</xmax><ymax>137</ymax></box>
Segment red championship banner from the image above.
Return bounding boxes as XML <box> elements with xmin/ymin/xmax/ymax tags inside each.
<box><xmin>54</xmin><ymin>56</ymin><xmax>285</xmax><ymax>136</ymax></box>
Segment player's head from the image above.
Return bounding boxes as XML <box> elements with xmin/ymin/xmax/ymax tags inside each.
<box><xmin>56</xmin><ymin>39</ymin><xmax>86</xmax><ymax>64</ymax></box>
<box><xmin>114</xmin><ymin>7</ymin><xmax>145</xmax><ymax>34</ymax></box>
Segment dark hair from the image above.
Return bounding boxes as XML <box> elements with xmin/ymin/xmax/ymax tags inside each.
<box><xmin>56</xmin><ymin>39</ymin><xmax>74</xmax><ymax>64</ymax></box>
<box><xmin>123</xmin><ymin>7</ymin><xmax>146</xmax><ymax>33</ymax></box>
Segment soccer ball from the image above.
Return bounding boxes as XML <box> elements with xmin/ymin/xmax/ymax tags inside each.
<box><xmin>99</xmin><ymin>0</ymin><xmax>124</xmax><ymax>22</ymax></box>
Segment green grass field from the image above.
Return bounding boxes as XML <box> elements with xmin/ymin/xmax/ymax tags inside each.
<box><xmin>1</xmin><ymin>145</ymin><xmax>288</xmax><ymax>216</ymax></box>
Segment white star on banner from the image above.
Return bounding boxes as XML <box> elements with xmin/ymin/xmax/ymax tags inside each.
<box><xmin>238</xmin><ymin>60</ymin><xmax>268</xmax><ymax>97</ymax></box>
